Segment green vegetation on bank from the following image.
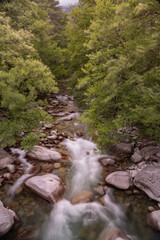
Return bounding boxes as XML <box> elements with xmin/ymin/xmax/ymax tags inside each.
<box><xmin>66</xmin><ymin>0</ymin><xmax>160</xmax><ymax>146</ymax></box>
<box><xmin>0</xmin><ymin>0</ymin><xmax>66</xmax><ymax>150</ymax></box>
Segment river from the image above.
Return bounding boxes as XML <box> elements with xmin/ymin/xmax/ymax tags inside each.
<box><xmin>0</xmin><ymin>93</ymin><xmax>160</xmax><ymax>240</ymax></box>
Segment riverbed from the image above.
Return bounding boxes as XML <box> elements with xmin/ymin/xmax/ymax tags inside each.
<box><xmin>0</xmin><ymin>93</ymin><xmax>160</xmax><ymax>240</ymax></box>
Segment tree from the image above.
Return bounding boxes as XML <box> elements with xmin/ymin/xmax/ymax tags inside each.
<box><xmin>0</xmin><ymin>3</ymin><xmax>58</xmax><ymax>150</ymax></box>
<box><xmin>68</xmin><ymin>0</ymin><xmax>160</xmax><ymax>145</ymax></box>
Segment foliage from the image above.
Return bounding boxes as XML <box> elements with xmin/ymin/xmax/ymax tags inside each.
<box><xmin>0</xmin><ymin>1</ymin><xmax>60</xmax><ymax>150</ymax></box>
<box><xmin>67</xmin><ymin>0</ymin><xmax>160</xmax><ymax>146</ymax></box>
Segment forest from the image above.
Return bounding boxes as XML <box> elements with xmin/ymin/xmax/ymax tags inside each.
<box><xmin>0</xmin><ymin>0</ymin><xmax>160</xmax><ymax>149</ymax></box>
<box><xmin>0</xmin><ymin>1</ymin><xmax>160</xmax><ymax>240</ymax></box>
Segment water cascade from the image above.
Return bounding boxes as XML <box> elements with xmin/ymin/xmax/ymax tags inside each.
<box><xmin>41</xmin><ymin>138</ymin><xmax>137</xmax><ymax>240</ymax></box>
<box><xmin>8</xmin><ymin>148</ymin><xmax>33</xmax><ymax>199</ymax></box>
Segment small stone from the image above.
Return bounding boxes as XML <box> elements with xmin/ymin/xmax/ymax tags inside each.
<box><xmin>133</xmin><ymin>189</ymin><xmax>140</xmax><ymax>195</ymax></box>
<box><xmin>3</xmin><ymin>173</ymin><xmax>13</xmax><ymax>180</ymax></box>
<box><xmin>0</xmin><ymin>149</ymin><xmax>14</xmax><ymax>170</ymax></box>
<box><xmin>75</xmin><ymin>130</ymin><xmax>84</xmax><ymax>137</ymax></box>
<box><xmin>99</xmin><ymin>157</ymin><xmax>115</xmax><ymax>167</ymax></box>
<box><xmin>48</xmin><ymin>135</ymin><xmax>57</xmax><ymax>140</ymax></box>
<box><xmin>50</xmin><ymin>130</ymin><xmax>58</xmax><ymax>135</ymax></box>
<box><xmin>7</xmin><ymin>164</ymin><xmax>16</xmax><ymax>173</ymax></box>
<box><xmin>148</xmin><ymin>206</ymin><xmax>156</xmax><ymax>212</ymax></box>
<box><xmin>125</xmin><ymin>190</ymin><xmax>132</xmax><ymax>195</ymax></box>
<box><xmin>54</xmin><ymin>163</ymin><xmax>61</xmax><ymax>169</ymax></box>
<box><xmin>42</xmin><ymin>164</ymin><xmax>54</xmax><ymax>173</ymax></box>
<box><xmin>131</xmin><ymin>148</ymin><xmax>142</xmax><ymax>163</ymax></box>
<box><xmin>28</xmin><ymin>165</ymin><xmax>42</xmax><ymax>175</ymax></box>
<box><xmin>93</xmin><ymin>186</ymin><xmax>104</xmax><ymax>195</ymax></box>
<box><xmin>44</xmin><ymin>123</ymin><xmax>52</xmax><ymax>129</ymax></box>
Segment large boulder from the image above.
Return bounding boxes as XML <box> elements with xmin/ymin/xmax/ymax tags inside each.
<box><xmin>0</xmin><ymin>149</ymin><xmax>14</xmax><ymax>170</ymax></box>
<box><xmin>25</xmin><ymin>174</ymin><xmax>65</xmax><ymax>203</ymax></box>
<box><xmin>0</xmin><ymin>201</ymin><xmax>15</xmax><ymax>237</ymax></box>
<box><xmin>27</xmin><ymin>146</ymin><xmax>61</xmax><ymax>162</ymax></box>
<box><xmin>134</xmin><ymin>165</ymin><xmax>160</xmax><ymax>201</ymax></box>
<box><xmin>98</xmin><ymin>226</ymin><xmax>131</xmax><ymax>240</ymax></box>
<box><xmin>71</xmin><ymin>191</ymin><xmax>93</xmax><ymax>204</ymax></box>
<box><xmin>147</xmin><ymin>210</ymin><xmax>160</xmax><ymax>231</ymax></box>
<box><xmin>140</xmin><ymin>146</ymin><xmax>160</xmax><ymax>161</ymax></box>
<box><xmin>109</xmin><ymin>143</ymin><xmax>132</xmax><ymax>155</ymax></box>
<box><xmin>105</xmin><ymin>171</ymin><xmax>132</xmax><ymax>190</ymax></box>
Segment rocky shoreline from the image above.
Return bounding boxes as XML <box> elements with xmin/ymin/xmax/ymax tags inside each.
<box><xmin>0</xmin><ymin>94</ymin><xmax>160</xmax><ymax>239</ymax></box>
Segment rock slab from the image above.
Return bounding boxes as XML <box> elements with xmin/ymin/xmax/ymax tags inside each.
<box><xmin>25</xmin><ymin>174</ymin><xmax>65</xmax><ymax>203</ymax></box>
<box><xmin>109</xmin><ymin>143</ymin><xmax>132</xmax><ymax>155</ymax></box>
<box><xmin>105</xmin><ymin>171</ymin><xmax>132</xmax><ymax>190</ymax></box>
<box><xmin>134</xmin><ymin>166</ymin><xmax>160</xmax><ymax>202</ymax></box>
<box><xmin>27</xmin><ymin>146</ymin><xmax>61</xmax><ymax>161</ymax></box>
<box><xmin>0</xmin><ymin>201</ymin><xmax>14</xmax><ymax>237</ymax></box>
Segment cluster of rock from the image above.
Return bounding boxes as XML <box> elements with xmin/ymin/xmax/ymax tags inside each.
<box><xmin>103</xmin><ymin>142</ymin><xmax>160</xmax><ymax>232</ymax></box>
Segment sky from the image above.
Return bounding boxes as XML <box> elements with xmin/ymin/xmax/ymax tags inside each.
<box><xmin>59</xmin><ymin>0</ymin><xmax>78</xmax><ymax>6</ymax></box>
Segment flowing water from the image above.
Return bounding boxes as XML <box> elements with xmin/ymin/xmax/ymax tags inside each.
<box><xmin>39</xmin><ymin>137</ymin><xmax>137</xmax><ymax>240</ymax></box>
<box><xmin>8</xmin><ymin>148</ymin><xmax>33</xmax><ymax>199</ymax></box>
<box><xmin>1</xmin><ymin>94</ymin><xmax>160</xmax><ymax>240</ymax></box>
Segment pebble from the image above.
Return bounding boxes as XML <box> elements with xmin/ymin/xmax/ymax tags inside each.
<box><xmin>42</xmin><ymin>164</ymin><xmax>54</xmax><ymax>173</ymax></box>
<box><xmin>54</xmin><ymin>163</ymin><xmax>61</xmax><ymax>169</ymax></box>
<box><xmin>93</xmin><ymin>186</ymin><xmax>104</xmax><ymax>195</ymax></box>
<box><xmin>7</xmin><ymin>164</ymin><xmax>16</xmax><ymax>173</ymax></box>
<box><xmin>3</xmin><ymin>172</ymin><xmax>14</xmax><ymax>180</ymax></box>
<box><xmin>148</xmin><ymin>206</ymin><xmax>156</xmax><ymax>212</ymax></box>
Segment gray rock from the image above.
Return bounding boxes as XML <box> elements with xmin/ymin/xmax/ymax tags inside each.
<box><xmin>141</xmin><ymin>146</ymin><xmax>160</xmax><ymax>161</ymax></box>
<box><xmin>98</xmin><ymin>226</ymin><xmax>131</xmax><ymax>240</ymax></box>
<box><xmin>25</xmin><ymin>174</ymin><xmax>65</xmax><ymax>203</ymax></box>
<box><xmin>105</xmin><ymin>171</ymin><xmax>132</xmax><ymax>190</ymax></box>
<box><xmin>129</xmin><ymin>170</ymin><xmax>138</xmax><ymax>178</ymax></box>
<box><xmin>93</xmin><ymin>186</ymin><xmax>105</xmax><ymax>195</ymax></box>
<box><xmin>109</xmin><ymin>143</ymin><xmax>132</xmax><ymax>155</ymax></box>
<box><xmin>134</xmin><ymin>166</ymin><xmax>160</xmax><ymax>202</ymax></box>
<box><xmin>0</xmin><ymin>201</ymin><xmax>15</xmax><ymax>237</ymax></box>
<box><xmin>47</xmin><ymin>134</ymin><xmax>57</xmax><ymax>140</ymax></box>
<box><xmin>44</xmin><ymin>123</ymin><xmax>53</xmax><ymax>129</ymax></box>
<box><xmin>0</xmin><ymin>149</ymin><xmax>14</xmax><ymax>170</ymax></box>
<box><xmin>27</xmin><ymin>146</ymin><xmax>61</xmax><ymax>161</ymax></box>
<box><xmin>7</xmin><ymin>164</ymin><xmax>16</xmax><ymax>173</ymax></box>
<box><xmin>147</xmin><ymin>210</ymin><xmax>160</xmax><ymax>231</ymax></box>
<box><xmin>131</xmin><ymin>148</ymin><xmax>142</xmax><ymax>163</ymax></box>
<box><xmin>99</xmin><ymin>158</ymin><xmax>115</xmax><ymax>167</ymax></box>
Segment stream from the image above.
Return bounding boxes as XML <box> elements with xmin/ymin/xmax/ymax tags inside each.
<box><xmin>0</xmin><ymin>93</ymin><xmax>160</xmax><ymax>240</ymax></box>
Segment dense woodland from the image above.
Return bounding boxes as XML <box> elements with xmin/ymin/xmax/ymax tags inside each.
<box><xmin>0</xmin><ymin>0</ymin><xmax>160</xmax><ymax>150</ymax></box>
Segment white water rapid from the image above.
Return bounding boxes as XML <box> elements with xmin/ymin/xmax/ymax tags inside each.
<box><xmin>8</xmin><ymin>148</ymin><xmax>33</xmax><ymax>199</ymax></box>
<box><xmin>41</xmin><ymin>137</ymin><xmax>137</xmax><ymax>240</ymax></box>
